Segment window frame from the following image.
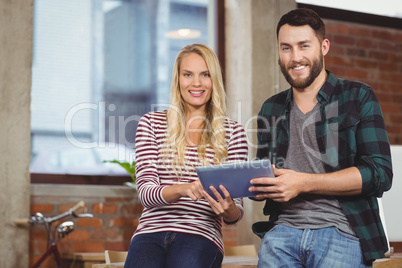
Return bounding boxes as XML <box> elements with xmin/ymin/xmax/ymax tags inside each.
<box><xmin>298</xmin><ymin>3</ymin><xmax>402</xmax><ymax>30</ymax></box>
<box><xmin>31</xmin><ymin>0</ymin><xmax>225</xmax><ymax>185</ymax></box>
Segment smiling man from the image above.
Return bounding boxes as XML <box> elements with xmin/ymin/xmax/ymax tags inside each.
<box><xmin>250</xmin><ymin>8</ymin><xmax>393</xmax><ymax>267</ymax></box>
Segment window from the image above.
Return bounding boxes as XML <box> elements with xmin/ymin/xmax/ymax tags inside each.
<box><xmin>30</xmin><ymin>0</ymin><xmax>219</xmax><ymax>179</ymax></box>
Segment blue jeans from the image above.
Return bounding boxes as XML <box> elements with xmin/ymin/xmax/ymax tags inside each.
<box><xmin>258</xmin><ymin>225</ymin><xmax>372</xmax><ymax>268</ymax></box>
<box><xmin>124</xmin><ymin>232</ymin><xmax>223</xmax><ymax>268</ymax></box>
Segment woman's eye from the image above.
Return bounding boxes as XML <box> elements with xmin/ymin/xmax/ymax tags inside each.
<box><xmin>184</xmin><ymin>73</ymin><xmax>191</xmax><ymax>77</ymax></box>
<box><xmin>202</xmin><ymin>73</ymin><xmax>210</xmax><ymax>77</ymax></box>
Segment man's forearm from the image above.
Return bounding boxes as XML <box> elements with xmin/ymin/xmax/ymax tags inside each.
<box><xmin>304</xmin><ymin>167</ymin><xmax>362</xmax><ymax>196</ymax></box>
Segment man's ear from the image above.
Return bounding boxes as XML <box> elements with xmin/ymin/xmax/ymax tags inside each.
<box><xmin>322</xmin><ymin>39</ymin><xmax>330</xmax><ymax>56</ymax></box>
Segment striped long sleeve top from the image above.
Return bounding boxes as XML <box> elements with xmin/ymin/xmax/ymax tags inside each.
<box><xmin>133</xmin><ymin>110</ymin><xmax>248</xmax><ymax>252</ymax></box>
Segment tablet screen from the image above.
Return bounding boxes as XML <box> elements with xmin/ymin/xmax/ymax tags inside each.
<box><xmin>195</xmin><ymin>159</ymin><xmax>274</xmax><ymax>199</ymax></box>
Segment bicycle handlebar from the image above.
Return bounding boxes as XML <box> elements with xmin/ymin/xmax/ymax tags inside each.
<box><xmin>13</xmin><ymin>201</ymin><xmax>91</xmax><ymax>226</ymax></box>
<box><xmin>71</xmin><ymin>201</ymin><xmax>85</xmax><ymax>214</ymax></box>
<box><xmin>13</xmin><ymin>218</ymin><xmax>30</xmax><ymax>225</ymax></box>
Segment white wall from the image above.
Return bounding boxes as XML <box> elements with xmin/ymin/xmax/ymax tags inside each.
<box><xmin>381</xmin><ymin>145</ymin><xmax>402</xmax><ymax>241</ymax></box>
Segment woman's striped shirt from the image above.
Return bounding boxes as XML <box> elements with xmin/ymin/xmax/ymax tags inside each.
<box><xmin>133</xmin><ymin>110</ymin><xmax>248</xmax><ymax>253</ymax></box>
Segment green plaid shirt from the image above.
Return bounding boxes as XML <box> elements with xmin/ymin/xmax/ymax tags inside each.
<box><xmin>254</xmin><ymin>70</ymin><xmax>393</xmax><ymax>263</ymax></box>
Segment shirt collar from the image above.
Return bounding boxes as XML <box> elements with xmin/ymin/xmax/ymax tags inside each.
<box><xmin>317</xmin><ymin>70</ymin><xmax>337</xmax><ymax>104</ymax></box>
<box><xmin>284</xmin><ymin>87</ymin><xmax>293</xmax><ymax>111</ymax></box>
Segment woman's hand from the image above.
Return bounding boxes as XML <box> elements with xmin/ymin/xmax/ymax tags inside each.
<box><xmin>203</xmin><ymin>185</ymin><xmax>240</xmax><ymax>223</ymax></box>
<box><xmin>163</xmin><ymin>179</ymin><xmax>205</xmax><ymax>203</ymax></box>
<box><xmin>179</xmin><ymin>179</ymin><xmax>205</xmax><ymax>201</ymax></box>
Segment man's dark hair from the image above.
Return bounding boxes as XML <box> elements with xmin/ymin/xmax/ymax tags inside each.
<box><xmin>276</xmin><ymin>8</ymin><xmax>326</xmax><ymax>41</ymax></box>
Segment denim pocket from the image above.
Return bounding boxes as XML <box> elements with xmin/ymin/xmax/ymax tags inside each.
<box><xmin>265</xmin><ymin>224</ymin><xmax>279</xmax><ymax>236</ymax></box>
<box><xmin>334</xmin><ymin>227</ymin><xmax>360</xmax><ymax>242</ymax></box>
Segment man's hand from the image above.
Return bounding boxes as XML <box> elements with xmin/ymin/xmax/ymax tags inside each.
<box><xmin>249</xmin><ymin>165</ymin><xmax>308</xmax><ymax>202</ymax></box>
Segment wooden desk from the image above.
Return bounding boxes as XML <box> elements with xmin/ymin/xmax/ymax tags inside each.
<box><xmin>62</xmin><ymin>252</ymin><xmax>105</xmax><ymax>268</ymax></box>
<box><xmin>221</xmin><ymin>256</ymin><xmax>258</xmax><ymax>267</ymax></box>
<box><xmin>92</xmin><ymin>256</ymin><xmax>258</xmax><ymax>268</ymax></box>
<box><xmin>92</xmin><ymin>254</ymin><xmax>402</xmax><ymax>268</ymax></box>
<box><xmin>373</xmin><ymin>253</ymin><xmax>402</xmax><ymax>268</ymax></box>
<box><xmin>92</xmin><ymin>263</ymin><xmax>124</xmax><ymax>268</ymax></box>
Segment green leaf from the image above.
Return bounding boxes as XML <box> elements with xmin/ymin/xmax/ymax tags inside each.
<box><xmin>103</xmin><ymin>160</ymin><xmax>136</xmax><ymax>184</ymax></box>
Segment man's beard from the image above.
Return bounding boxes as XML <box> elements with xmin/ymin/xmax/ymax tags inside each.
<box><xmin>279</xmin><ymin>53</ymin><xmax>324</xmax><ymax>89</ymax></box>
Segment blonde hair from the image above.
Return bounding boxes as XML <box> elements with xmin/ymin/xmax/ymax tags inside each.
<box><xmin>165</xmin><ymin>43</ymin><xmax>228</xmax><ymax>175</ymax></box>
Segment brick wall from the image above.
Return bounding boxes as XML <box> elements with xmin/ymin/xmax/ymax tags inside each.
<box><xmin>324</xmin><ymin>19</ymin><xmax>402</xmax><ymax>144</ymax></box>
<box><xmin>29</xmin><ymin>184</ymin><xmax>238</xmax><ymax>268</ymax></box>
<box><xmin>29</xmin><ymin>185</ymin><xmax>137</xmax><ymax>267</ymax></box>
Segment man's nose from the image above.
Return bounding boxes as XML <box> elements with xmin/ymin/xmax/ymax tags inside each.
<box><xmin>291</xmin><ymin>49</ymin><xmax>303</xmax><ymax>62</ymax></box>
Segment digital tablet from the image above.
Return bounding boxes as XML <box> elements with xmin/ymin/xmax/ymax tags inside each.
<box><xmin>195</xmin><ymin>159</ymin><xmax>274</xmax><ymax>199</ymax></box>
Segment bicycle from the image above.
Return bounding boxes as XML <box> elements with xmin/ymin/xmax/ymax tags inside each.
<box><xmin>14</xmin><ymin>201</ymin><xmax>94</xmax><ymax>268</ymax></box>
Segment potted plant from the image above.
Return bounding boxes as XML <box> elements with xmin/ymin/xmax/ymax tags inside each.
<box><xmin>104</xmin><ymin>160</ymin><xmax>136</xmax><ymax>189</ymax></box>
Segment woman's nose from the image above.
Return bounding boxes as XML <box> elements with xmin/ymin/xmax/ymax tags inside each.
<box><xmin>192</xmin><ymin>76</ymin><xmax>201</xmax><ymax>86</ymax></box>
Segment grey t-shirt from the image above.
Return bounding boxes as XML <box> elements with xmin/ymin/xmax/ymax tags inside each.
<box><xmin>275</xmin><ymin>101</ymin><xmax>355</xmax><ymax>235</ymax></box>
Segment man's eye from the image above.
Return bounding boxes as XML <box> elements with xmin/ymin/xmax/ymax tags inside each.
<box><xmin>282</xmin><ymin>47</ymin><xmax>290</xmax><ymax>51</ymax></box>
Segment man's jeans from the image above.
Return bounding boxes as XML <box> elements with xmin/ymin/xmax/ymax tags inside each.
<box><xmin>258</xmin><ymin>225</ymin><xmax>372</xmax><ymax>268</ymax></box>
<box><xmin>124</xmin><ymin>232</ymin><xmax>223</xmax><ymax>268</ymax></box>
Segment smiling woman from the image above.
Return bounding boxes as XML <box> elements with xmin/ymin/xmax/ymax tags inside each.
<box><xmin>123</xmin><ymin>43</ymin><xmax>248</xmax><ymax>268</ymax></box>
<box><xmin>179</xmin><ymin>53</ymin><xmax>213</xmax><ymax>114</ymax></box>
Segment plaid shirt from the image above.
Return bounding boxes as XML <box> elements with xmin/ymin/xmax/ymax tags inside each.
<box><xmin>254</xmin><ymin>70</ymin><xmax>393</xmax><ymax>263</ymax></box>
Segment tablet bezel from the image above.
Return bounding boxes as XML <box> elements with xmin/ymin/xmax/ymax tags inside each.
<box><xmin>195</xmin><ymin>159</ymin><xmax>274</xmax><ymax>199</ymax></box>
